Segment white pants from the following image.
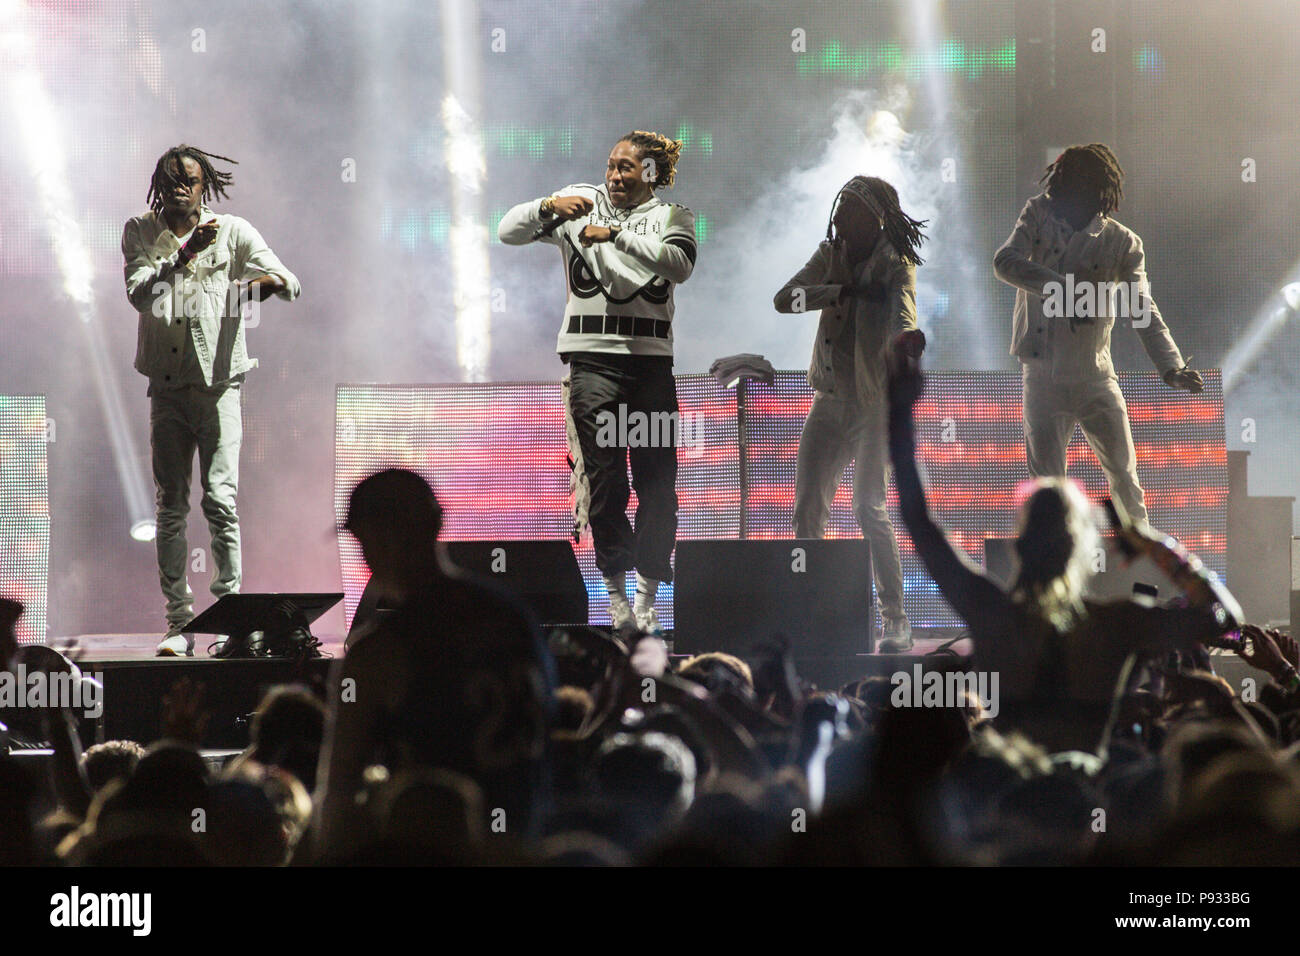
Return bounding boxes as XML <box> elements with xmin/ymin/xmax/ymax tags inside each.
<box><xmin>149</xmin><ymin>382</ymin><xmax>243</xmax><ymax>630</ymax></box>
<box><xmin>792</xmin><ymin>391</ymin><xmax>906</xmax><ymax>622</ymax></box>
<box><xmin>1022</xmin><ymin>370</ymin><xmax>1147</xmax><ymax>524</ymax></box>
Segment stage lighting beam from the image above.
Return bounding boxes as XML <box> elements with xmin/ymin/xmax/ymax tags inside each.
<box><xmin>1</xmin><ymin>0</ymin><xmax>155</xmax><ymax>540</ymax></box>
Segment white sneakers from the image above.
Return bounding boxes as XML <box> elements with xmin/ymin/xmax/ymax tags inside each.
<box><xmin>609</xmin><ymin>600</ymin><xmax>663</xmax><ymax>639</ymax></box>
<box><xmin>609</xmin><ymin>599</ymin><xmax>639</xmax><ymax>638</ymax></box>
<box><xmin>634</xmin><ymin>606</ymin><xmax>663</xmax><ymax>637</ymax></box>
<box><xmin>156</xmin><ymin>631</ymin><xmax>195</xmax><ymax>657</ymax></box>
<box><xmin>876</xmin><ymin>617</ymin><xmax>913</xmax><ymax>653</ymax></box>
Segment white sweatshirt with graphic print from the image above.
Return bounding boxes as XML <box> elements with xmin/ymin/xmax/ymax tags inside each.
<box><xmin>498</xmin><ymin>183</ymin><xmax>696</xmax><ymax>357</ymax></box>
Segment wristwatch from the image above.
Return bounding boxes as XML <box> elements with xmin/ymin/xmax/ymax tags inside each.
<box><xmin>608</xmin><ymin>225</ymin><xmax>622</xmax><ymax>242</ymax></box>
<box><xmin>539</xmin><ymin>196</ymin><xmax>556</xmax><ymax>218</ymax></box>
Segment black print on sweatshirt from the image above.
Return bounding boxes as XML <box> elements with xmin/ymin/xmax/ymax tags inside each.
<box><xmin>564</xmin><ymin>236</ymin><xmax>671</xmax><ymax>305</ymax></box>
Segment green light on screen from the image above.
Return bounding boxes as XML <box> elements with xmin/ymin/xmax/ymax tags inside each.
<box><xmin>796</xmin><ymin>38</ymin><xmax>1014</xmax><ymax>79</ymax></box>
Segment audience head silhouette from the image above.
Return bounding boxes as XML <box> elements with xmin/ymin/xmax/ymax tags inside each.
<box><xmin>1012</xmin><ymin>478</ymin><xmax>1099</xmax><ymax>627</ymax></box>
<box><xmin>344</xmin><ymin>468</ymin><xmax>444</xmax><ymax>591</ymax></box>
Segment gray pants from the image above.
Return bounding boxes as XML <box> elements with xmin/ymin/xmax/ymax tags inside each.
<box><xmin>793</xmin><ymin>391</ymin><xmax>906</xmax><ymax>622</ymax></box>
<box><xmin>149</xmin><ymin>382</ymin><xmax>243</xmax><ymax>630</ymax></box>
<box><xmin>1022</xmin><ymin>370</ymin><xmax>1147</xmax><ymax>524</ymax></box>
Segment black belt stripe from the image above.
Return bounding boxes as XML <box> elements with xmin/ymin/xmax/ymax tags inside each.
<box><xmin>566</xmin><ymin>315</ymin><xmax>671</xmax><ymax>338</ymax></box>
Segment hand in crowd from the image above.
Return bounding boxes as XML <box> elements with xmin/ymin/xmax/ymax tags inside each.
<box><xmin>629</xmin><ymin>635</ymin><xmax>668</xmax><ymax>678</ymax></box>
<box><xmin>1238</xmin><ymin>624</ymin><xmax>1297</xmax><ymax>685</ymax></box>
<box><xmin>161</xmin><ymin>676</ymin><xmax>211</xmax><ymax>745</ymax></box>
<box><xmin>886</xmin><ymin>330</ymin><xmax>926</xmax><ymax>412</ymax></box>
<box><xmin>1272</xmin><ymin>628</ymin><xmax>1300</xmax><ymax>670</ymax></box>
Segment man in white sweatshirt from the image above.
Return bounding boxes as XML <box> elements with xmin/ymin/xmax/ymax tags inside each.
<box><xmin>498</xmin><ymin>131</ymin><xmax>697</xmax><ymax>635</ymax></box>
<box><xmin>993</xmin><ymin>143</ymin><xmax>1202</xmax><ymax>526</ymax></box>
<box><xmin>774</xmin><ymin>176</ymin><xmax>927</xmax><ymax>652</ymax></box>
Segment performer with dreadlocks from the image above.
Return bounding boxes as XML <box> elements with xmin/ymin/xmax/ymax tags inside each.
<box><xmin>994</xmin><ymin>143</ymin><xmax>1202</xmax><ymax>526</ymax></box>
<box><xmin>498</xmin><ymin>130</ymin><xmax>696</xmax><ymax>637</ymax></box>
<box><xmin>774</xmin><ymin>175</ymin><xmax>927</xmax><ymax>652</ymax></box>
<box><xmin>122</xmin><ymin>145</ymin><xmax>300</xmax><ymax>655</ymax></box>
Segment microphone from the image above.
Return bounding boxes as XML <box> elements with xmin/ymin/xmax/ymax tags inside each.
<box><xmin>532</xmin><ymin>189</ymin><xmax>598</xmax><ymax>241</ymax></box>
<box><xmin>532</xmin><ymin>216</ymin><xmax>566</xmax><ymax>242</ymax></box>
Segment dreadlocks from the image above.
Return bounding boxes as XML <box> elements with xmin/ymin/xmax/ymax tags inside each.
<box><xmin>618</xmin><ymin>130</ymin><xmax>683</xmax><ymax>189</ymax></box>
<box><xmin>147</xmin><ymin>145</ymin><xmax>238</xmax><ymax>213</ymax></box>
<box><xmin>827</xmin><ymin>176</ymin><xmax>928</xmax><ymax>267</ymax></box>
<box><xmin>1039</xmin><ymin>143</ymin><xmax>1124</xmax><ymax>218</ymax></box>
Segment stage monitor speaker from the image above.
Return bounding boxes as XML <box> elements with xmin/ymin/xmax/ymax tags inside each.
<box><xmin>89</xmin><ymin>658</ymin><xmax>333</xmax><ymax>748</ymax></box>
<box><xmin>674</xmin><ymin>540</ymin><xmax>873</xmax><ymax>658</ymax></box>
<box><xmin>185</xmin><ymin>592</ymin><xmax>342</xmax><ymax>658</ymax></box>
<box><xmin>984</xmin><ymin>538</ymin><xmax>1176</xmax><ymax>602</ymax></box>
<box><xmin>443</xmin><ymin>540</ymin><xmax>588</xmax><ymax>625</ymax></box>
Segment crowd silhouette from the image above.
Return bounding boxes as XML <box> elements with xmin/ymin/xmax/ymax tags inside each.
<box><xmin>1</xmin><ymin>358</ymin><xmax>1295</xmax><ymax>866</ymax></box>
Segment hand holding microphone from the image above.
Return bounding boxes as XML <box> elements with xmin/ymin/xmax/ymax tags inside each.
<box><xmin>535</xmin><ymin>195</ymin><xmax>593</xmax><ymax>240</ymax></box>
<box><xmin>547</xmin><ymin>195</ymin><xmax>593</xmax><ymax>220</ymax></box>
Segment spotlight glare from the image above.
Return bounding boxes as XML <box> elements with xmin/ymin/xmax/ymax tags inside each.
<box><xmin>1222</xmin><ymin>275</ymin><xmax>1300</xmax><ymax>394</ymax></box>
<box><xmin>1282</xmin><ymin>282</ymin><xmax>1300</xmax><ymax>312</ymax></box>
<box><xmin>439</xmin><ymin>1</ymin><xmax>491</xmax><ymax>383</ymax></box>
<box><xmin>3</xmin><ymin>0</ymin><xmax>155</xmax><ymax>534</ymax></box>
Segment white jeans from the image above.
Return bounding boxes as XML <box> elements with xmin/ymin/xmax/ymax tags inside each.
<box><xmin>1022</xmin><ymin>370</ymin><xmax>1147</xmax><ymax>524</ymax></box>
<box><xmin>792</xmin><ymin>391</ymin><xmax>906</xmax><ymax>622</ymax></box>
<box><xmin>149</xmin><ymin>382</ymin><xmax>243</xmax><ymax>630</ymax></box>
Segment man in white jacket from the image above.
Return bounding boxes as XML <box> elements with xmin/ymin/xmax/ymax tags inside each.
<box><xmin>498</xmin><ymin>131</ymin><xmax>697</xmax><ymax>636</ymax></box>
<box><xmin>774</xmin><ymin>176</ymin><xmax>927</xmax><ymax>652</ymax></box>
<box><xmin>123</xmin><ymin>145</ymin><xmax>300</xmax><ymax>655</ymax></box>
<box><xmin>993</xmin><ymin>143</ymin><xmax>1202</xmax><ymax>526</ymax></box>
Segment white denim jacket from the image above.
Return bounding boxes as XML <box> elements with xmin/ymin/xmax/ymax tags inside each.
<box><xmin>122</xmin><ymin>206</ymin><xmax>300</xmax><ymax>388</ymax></box>
<box><xmin>773</xmin><ymin>237</ymin><xmax>918</xmax><ymax>406</ymax></box>
<box><xmin>994</xmin><ymin>193</ymin><xmax>1184</xmax><ymax>383</ymax></box>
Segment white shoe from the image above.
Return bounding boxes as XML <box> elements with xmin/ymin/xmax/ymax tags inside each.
<box><xmin>156</xmin><ymin>632</ymin><xmax>195</xmax><ymax>657</ymax></box>
<box><xmin>876</xmin><ymin>617</ymin><xmax>912</xmax><ymax>653</ymax></box>
<box><xmin>609</xmin><ymin>600</ymin><xmax>638</xmax><ymax>638</ymax></box>
<box><xmin>635</xmin><ymin>606</ymin><xmax>663</xmax><ymax>637</ymax></box>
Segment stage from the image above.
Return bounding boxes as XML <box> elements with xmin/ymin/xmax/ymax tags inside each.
<box><xmin>41</xmin><ymin>626</ymin><xmax>977</xmax><ymax>750</ymax></box>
